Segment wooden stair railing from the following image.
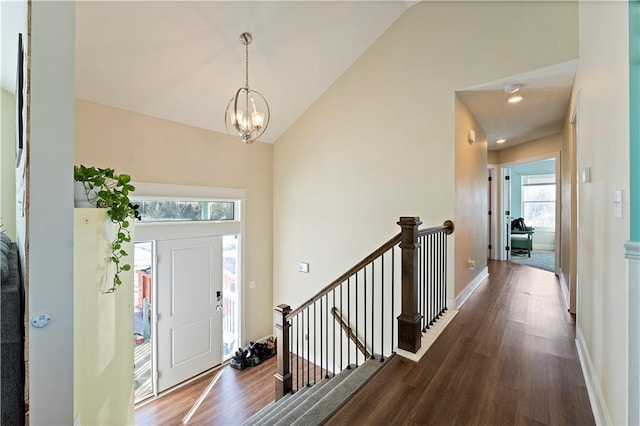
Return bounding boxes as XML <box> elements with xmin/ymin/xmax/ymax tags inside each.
<box><xmin>331</xmin><ymin>307</ymin><xmax>371</xmax><ymax>359</ymax></box>
<box><xmin>275</xmin><ymin>217</ymin><xmax>454</xmax><ymax>400</ymax></box>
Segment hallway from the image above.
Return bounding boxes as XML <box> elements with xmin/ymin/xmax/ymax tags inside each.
<box><xmin>326</xmin><ymin>260</ymin><xmax>594</xmax><ymax>425</ymax></box>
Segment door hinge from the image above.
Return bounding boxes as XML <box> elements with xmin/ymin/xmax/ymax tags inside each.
<box><xmin>505</xmin><ymin>175</ymin><xmax>511</xmax><ymax>181</ymax></box>
<box><xmin>488</xmin><ymin>176</ymin><xmax>492</xmax><ymax>182</ymax></box>
<box><xmin>506</xmin><ymin>246</ymin><xmax>510</xmax><ymax>251</ymax></box>
<box><xmin>488</xmin><ymin>244</ymin><xmax>492</xmax><ymax>250</ymax></box>
<box><xmin>488</xmin><ymin>210</ymin><xmax>492</xmax><ymax>216</ymax></box>
<box><xmin>505</xmin><ymin>210</ymin><xmax>510</xmax><ymax>216</ymax></box>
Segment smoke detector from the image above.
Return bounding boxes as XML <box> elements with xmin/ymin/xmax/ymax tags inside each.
<box><xmin>504</xmin><ymin>83</ymin><xmax>523</xmax><ymax>94</ymax></box>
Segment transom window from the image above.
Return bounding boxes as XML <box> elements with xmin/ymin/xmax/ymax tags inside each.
<box><xmin>136</xmin><ymin>200</ymin><xmax>236</xmax><ymax>222</ymax></box>
<box><xmin>521</xmin><ymin>174</ymin><xmax>555</xmax><ymax>228</ymax></box>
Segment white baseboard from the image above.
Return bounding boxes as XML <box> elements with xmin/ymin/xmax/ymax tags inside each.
<box><xmin>395</xmin><ymin>309</ymin><xmax>458</xmax><ymax>363</ymax></box>
<box><xmin>532</xmin><ymin>244</ymin><xmax>555</xmax><ymax>251</ymax></box>
<box><xmin>558</xmin><ymin>269</ymin><xmax>570</xmax><ymax>310</ymax></box>
<box><xmin>576</xmin><ymin>326</ymin><xmax>612</xmax><ymax>425</ymax></box>
<box><xmin>448</xmin><ymin>267</ymin><xmax>489</xmax><ymax>310</ymax></box>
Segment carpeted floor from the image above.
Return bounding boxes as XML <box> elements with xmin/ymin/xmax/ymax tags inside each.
<box><xmin>510</xmin><ymin>249</ymin><xmax>555</xmax><ymax>272</ymax></box>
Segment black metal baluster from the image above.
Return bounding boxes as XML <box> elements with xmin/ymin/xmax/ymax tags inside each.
<box><xmin>364</xmin><ymin>265</ymin><xmax>367</xmax><ymax>363</ymax></box>
<box><xmin>355</xmin><ymin>272</ymin><xmax>359</xmax><ymax>367</ymax></box>
<box><xmin>306</xmin><ymin>307</ymin><xmax>310</xmax><ymax>386</ymax></box>
<box><xmin>315</xmin><ymin>303</ymin><xmax>319</xmax><ymax>382</ymax></box>
<box><xmin>422</xmin><ymin>235</ymin><xmax>427</xmax><ymax>331</ymax></box>
<box><xmin>432</xmin><ymin>234</ymin><xmax>437</xmax><ymax>324</ymax></box>
<box><xmin>438</xmin><ymin>232</ymin><xmax>443</xmax><ymax>317</ymax></box>
<box><xmin>371</xmin><ymin>260</ymin><xmax>375</xmax><ymax>360</ymax></box>
<box><xmin>381</xmin><ymin>253</ymin><xmax>385</xmax><ymax>361</ymax></box>
<box><xmin>425</xmin><ymin>235</ymin><xmax>430</xmax><ymax>328</ymax></box>
<box><xmin>340</xmin><ymin>283</ymin><xmax>343</xmax><ymax>371</ymax></box>
<box><xmin>431</xmin><ymin>234</ymin><xmax>439</xmax><ymax>323</ymax></box>
<box><xmin>443</xmin><ymin>231</ymin><xmax>448</xmax><ymax>314</ymax></box>
<box><xmin>347</xmin><ymin>277</ymin><xmax>351</xmax><ymax>369</ymax></box>
<box><xmin>332</xmin><ymin>289</ymin><xmax>336</xmax><ymax>377</ymax></box>
<box><xmin>296</xmin><ymin>312</ymin><xmax>304</xmax><ymax>389</ymax></box>
<box><xmin>326</xmin><ymin>294</ymin><xmax>330</xmax><ymax>378</ymax></box>
<box><xmin>391</xmin><ymin>246</ymin><xmax>395</xmax><ymax>353</ymax></box>
<box><xmin>436</xmin><ymin>233</ymin><xmax>441</xmax><ymax>317</ymax></box>
<box><xmin>319</xmin><ymin>298</ymin><xmax>324</xmax><ymax>378</ymax></box>
<box><xmin>438</xmin><ymin>233</ymin><xmax>443</xmax><ymax>316</ymax></box>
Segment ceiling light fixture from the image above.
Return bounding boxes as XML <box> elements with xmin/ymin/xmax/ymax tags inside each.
<box><xmin>496</xmin><ymin>138</ymin><xmax>506</xmax><ymax>144</ymax></box>
<box><xmin>225</xmin><ymin>32</ymin><xmax>270</xmax><ymax>144</ymax></box>
<box><xmin>507</xmin><ymin>94</ymin><xmax>523</xmax><ymax>103</ymax></box>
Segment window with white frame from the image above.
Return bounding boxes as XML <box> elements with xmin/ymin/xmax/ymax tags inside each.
<box><xmin>521</xmin><ymin>174</ymin><xmax>555</xmax><ymax>228</ymax></box>
<box><xmin>136</xmin><ymin>200</ymin><xmax>237</xmax><ymax>222</ymax></box>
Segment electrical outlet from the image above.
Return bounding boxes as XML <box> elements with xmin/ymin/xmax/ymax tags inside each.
<box><xmin>298</xmin><ymin>262</ymin><xmax>309</xmax><ymax>273</ymax></box>
<box><xmin>467</xmin><ymin>259</ymin><xmax>476</xmax><ymax>270</ymax></box>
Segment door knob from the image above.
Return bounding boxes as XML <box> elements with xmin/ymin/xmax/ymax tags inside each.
<box><xmin>216</xmin><ymin>305</ymin><xmax>223</xmax><ymax>312</ymax></box>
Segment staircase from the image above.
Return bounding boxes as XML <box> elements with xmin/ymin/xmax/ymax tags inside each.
<box><xmin>244</xmin><ymin>358</ymin><xmax>386</xmax><ymax>426</ymax></box>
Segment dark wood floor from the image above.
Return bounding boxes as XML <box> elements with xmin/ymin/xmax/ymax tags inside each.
<box><xmin>136</xmin><ymin>356</ymin><xmax>278</xmax><ymax>425</ymax></box>
<box><xmin>136</xmin><ymin>260</ymin><xmax>594</xmax><ymax>425</ymax></box>
<box><xmin>327</xmin><ymin>260</ymin><xmax>594</xmax><ymax>425</ymax></box>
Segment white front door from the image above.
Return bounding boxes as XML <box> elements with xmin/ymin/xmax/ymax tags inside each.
<box><xmin>157</xmin><ymin>236</ymin><xmax>223</xmax><ymax>392</ymax></box>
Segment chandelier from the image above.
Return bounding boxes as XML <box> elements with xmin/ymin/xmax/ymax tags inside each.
<box><xmin>225</xmin><ymin>32</ymin><xmax>270</xmax><ymax>144</ymax></box>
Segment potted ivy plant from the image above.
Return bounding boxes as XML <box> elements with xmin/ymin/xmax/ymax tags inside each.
<box><xmin>74</xmin><ymin>165</ymin><xmax>141</xmax><ymax>293</ymax></box>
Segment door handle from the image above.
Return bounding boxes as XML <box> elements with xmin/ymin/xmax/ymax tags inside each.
<box><xmin>216</xmin><ymin>305</ymin><xmax>223</xmax><ymax>312</ymax></box>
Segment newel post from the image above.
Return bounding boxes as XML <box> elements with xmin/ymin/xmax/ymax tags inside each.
<box><xmin>397</xmin><ymin>216</ymin><xmax>422</xmax><ymax>353</ymax></box>
<box><xmin>274</xmin><ymin>304</ymin><xmax>292</xmax><ymax>400</ymax></box>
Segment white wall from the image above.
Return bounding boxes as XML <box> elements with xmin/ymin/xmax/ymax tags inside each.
<box><xmin>574</xmin><ymin>1</ymin><xmax>630</xmax><ymax>424</ymax></box>
<box><xmin>28</xmin><ymin>2</ymin><xmax>76</xmax><ymax>424</ymax></box>
<box><xmin>273</xmin><ymin>1</ymin><xmax>578</xmax><ymax>308</ymax></box>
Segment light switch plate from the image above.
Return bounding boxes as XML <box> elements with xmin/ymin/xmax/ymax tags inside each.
<box><xmin>298</xmin><ymin>262</ymin><xmax>309</xmax><ymax>273</ymax></box>
<box><xmin>614</xmin><ymin>190</ymin><xmax>623</xmax><ymax>218</ymax></box>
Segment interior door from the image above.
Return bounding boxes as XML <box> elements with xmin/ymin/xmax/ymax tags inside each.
<box><xmin>157</xmin><ymin>236</ymin><xmax>223</xmax><ymax>392</ymax></box>
<box><xmin>504</xmin><ymin>168</ymin><xmax>512</xmax><ymax>260</ymax></box>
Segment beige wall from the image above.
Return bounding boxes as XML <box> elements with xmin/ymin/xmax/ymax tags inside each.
<box><xmin>454</xmin><ymin>95</ymin><xmax>488</xmax><ymax>296</ymax></box>
<box><xmin>74</xmin><ymin>209</ymin><xmax>134</xmax><ymax>426</ymax></box>
<box><xmin>1</xmin><ymin>89</ymin><xmax>16</xmax><ymax>239</ymax></box>
<box><xmin>574</xmin><ymin>1</ymin><xmax>630</xmax><ymax>423</ymax></box>
<box><xmin>493</xmin><ymin>134</ymin><xmax>562</xmax><ymax>165</ymax></box>
<box><xmin>75</xmin><ymin>100</ymin><xmax>274</xmax><ymax>343</ymax></box>
<box><xmin>487</xmin><ymin>150</ymin><xmax>498</xmax><ymax>165</ymax></box>
<box><xmin>273</xmin><ymin>1</ymin><xmax>577</xmax><ymax>307</ymax></box>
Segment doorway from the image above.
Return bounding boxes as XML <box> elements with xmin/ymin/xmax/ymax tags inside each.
<box><xmin>500</xmin><ymin>157</ymin><xmax>559</xmax><ymax>273</ymax></box>
<box><xmin>131</xmin><ymin>184</ymin><xmax>245</xmax><ymax>402</ymax></box>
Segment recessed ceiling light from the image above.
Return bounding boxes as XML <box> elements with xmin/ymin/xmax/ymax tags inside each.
<box><xmin>496</xmin><ymin>138</ymin><xmax>506</xmax><ymax>144</ymax></box>
<box><xmin>507</xmin><ymin>94</ymin><xmax>523</xmax><ymax>103</ymax></box>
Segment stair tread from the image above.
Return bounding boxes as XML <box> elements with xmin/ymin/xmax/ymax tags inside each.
<box><xmin>244</xmin><ymin>377</ymin><xmax>327</xmax><ymax>426</ymax></box>
<box><xmin>243</xmin><ymin>364</ymin><xmax>357</xmax><ymax>425</ymax></box>
<box><xmin>274</xmin><ymin>367</ymin><xmax>356</xmax><ymax>425</ymax></box>
<box><xmin>291</xmin><ymin>358</ymin><xmax>385</xmax><ymax>426</ymax></box>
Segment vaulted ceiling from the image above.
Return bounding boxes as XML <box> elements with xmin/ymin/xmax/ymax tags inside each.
<box><xmin>2</xmin><ymin>1</ymin><xmax>575</xmax><ymax>148</ymax></box>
